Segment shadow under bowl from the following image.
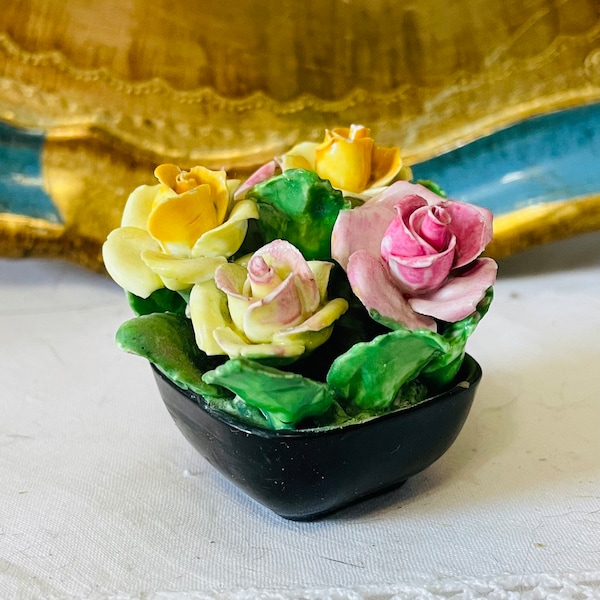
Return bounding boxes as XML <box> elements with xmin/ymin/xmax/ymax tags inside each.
<box><xmin>152</xmin><ymin>354</ymin><xmax>482</xmax><ymax>520</ymax></box>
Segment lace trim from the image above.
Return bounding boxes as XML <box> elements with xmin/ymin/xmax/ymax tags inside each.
<box><xmin>40</xmin><ymin>571</ymin><xmax>599</xmax><ymax>600</ymax></box>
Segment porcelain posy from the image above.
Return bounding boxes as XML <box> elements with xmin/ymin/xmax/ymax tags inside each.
<box><xmin>103</xmin><ymin>124</ymin><xmax>497</xmax><ymax>432</ymax></box>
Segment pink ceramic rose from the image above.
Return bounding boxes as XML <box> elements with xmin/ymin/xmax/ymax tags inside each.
<box><xmin>331</xmin><ymin>181</ymin><xmax>498</xmax><ymax>330</ymax></box>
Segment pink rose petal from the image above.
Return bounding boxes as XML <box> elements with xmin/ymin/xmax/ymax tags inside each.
<box><xmin>369</xmin><ymin>180</ymin><xmax>440</xmax><ymax>211</ymax></box>
<box><xmin>234</xmin><ymin>160</ymin><xmax>278</xmax><ymax>199</ymax></box>
<box><xmin>380</xmin><ymin>196</ymin><xmax>430</xmax><ymax>259</ymax></box>
<box><xmin>347</xmin><ymin>250</ymin><xmax>436</xmax><ymax>331</ymax></box>
<box><xmin>335</xmin><ymin>182</ymin><xmax>453</xmax><ymax>268</ymax></box>
<box><xmin>438</xmin><ymin>201</ymin><xmax>493</xmax><ymax>268</ymax></box>
<box><xmin>386</xmin><ymin>237</ymin><xmax>456</xmax><ymax>294</ymax></box>
<box><xmin>408</xmin><ymin>257</ymin><xmax>498</xmax><ymax>322</ymax></box>
<box><xmin>244</xmin><ymin>273</ymin><xmax>304</xmax><ymax>342</ymax></box>
<box><xmin>380</xmin><ymin>182</ymin><xmax>492</xmax><ymax>268</ymax></box>
<box><xmin>253</xmin><ymin>239</ymin><xmax>313</xmax><ymax>278</ymax></box>
<box><xmin>331</xmin><ymin>199</ymin><xmax>396</xmax><ymax>268</ymax></box>
<box><xmin>215</xmin><ymin>264</ymin><xmax>246</xmax><ymax>297</ymax></box>
<box><xmin>412</xmin><ymin>205</ymin><xmax>452</xmax><ymax>251</ymax></box>
<box><xmin>252</xmin><ymin>240</ymin><xmax>320</xmax><ymax>312</ymax></box>
<box><xmin>248</xmin><ymin>255</ymin><xmax>275</xmax><ymax>285</ymax></box>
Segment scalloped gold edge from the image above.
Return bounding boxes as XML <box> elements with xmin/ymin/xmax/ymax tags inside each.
<box><xmin>2</xmin><ymin>27</ymin><xmax>600</xmax><ymax>167</ymax></box>
<box><xmin>0</xmin><ymin>213</ymin><xmax>105</xmax><ymax>271</ymax></box>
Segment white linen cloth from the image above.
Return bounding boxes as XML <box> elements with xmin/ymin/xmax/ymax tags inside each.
<box><xmin>1</xmin><ymin>232</ymin><xmax>600</xmax><ymax>599</ymax></box>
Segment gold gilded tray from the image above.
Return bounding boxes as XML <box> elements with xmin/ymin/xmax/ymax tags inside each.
<box><xmin>1</xmin><ymin>0</ymin><xmax>600</xmax><ymax>271</ymax></box>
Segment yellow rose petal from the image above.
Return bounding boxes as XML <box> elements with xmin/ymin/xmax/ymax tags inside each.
<box><xmin>141</xmin><ymin>251</ymin><xmax>226</xmax><ymax>289</ymax></box>
<box><xmin>275</xmin><ymin>298</ymin><xmax>349</xmax><ymax>336</ymax></box>
<box><xmin>189</xmin><ymin>280</ymin><xmax>230</xmax><ymax>356</ymax></box>
<box><xmin>272</xmin><ymin>298</ymin><xmax>349</xmax><ymax>351</ymax></box>
<box><xmin>307</xmin><ymin>260</ymin><xmax>334</xmax><ymax>301</ymax></box>
<box><xmin>188</xmin><ymin>166</ymin><xmax>230</xmax><ymax>224</ymax></box>
<box><xmin>226</xmin><ymin>295</ymin><xmax>252</xmax><ymax>335</ymax></box>
<box><xmin>192</xmin><ymin>199</ymin><xmax>259</xmax><ymax>258</ymax></box>
<box><xmin>211</xmin><ymin>327</ymin><xmax>251</xmax><ymax>358</ymax></box>
<box><xmin>346</xmin><ymin>124</ymin><xmax>371</xmax><ymax>140</ymax></box>
<box><xmin>213</xmin><ymin>327</ymin><xmax>305</xmax><ymax>359</ymax></box>
<box><xmin>279</xmin><ymin>141</ymin><xmax>317</xmax><ymax>171</ymax></box>
<box><xmin>370</xmin><ymin>145</ymin><xmax>403</xmax><ymax>189</ymax></box>
<box><xmin>214</xmin><ymin>262</ymin><xmax>250</xmax><ymax>333</ymax></box>
<box><xmin>154</xmin><ymin>163</ymin><xmax>231</xmax><ymax>229</ymax></box>
<box><xmin>273</xmin><ymin>326</ymin><xmax>333</xmax><ymax>353</ymax></box>
<box><xmin>226</xmin><ymin>178</ymin><xmax>241</xmax><ymax>200</ymax></box>
<box><xmin>147</xmin><ymin>185</ymin><xmax>219</xmax><ymax>254</ymax></box>
<box><xmin>243</xmin><ymin>275</ymin><xmax>304</xmax><ymax>343</ymax></box>
<box><xmin>102</xmin><ymin>227</ymin><xmax>163</xmax><ymax>298</ymax></box>
<box><xmin>315</xmin><ymin>128</ymin><xmax>374</xmax><ymax>193</ymax></box>
<box><xmin>121</xmin><ymin>183</ymin><xmax>174</xmax><ymax>229</ymax></box>
<box><xmin>154</xmin><ymin>164</ymin><xmax>182</xmax><ymax>190</ymax></box>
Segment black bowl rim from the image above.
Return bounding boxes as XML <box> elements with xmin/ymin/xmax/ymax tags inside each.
<box><xmin>152</xmin><ymin>354</ymin><xmax>482</xmax><ymax>440</ymax></box>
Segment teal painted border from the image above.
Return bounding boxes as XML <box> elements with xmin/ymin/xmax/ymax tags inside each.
<box><xmin>411</xmin><ymin>102</ymin><xmax>600</xmax><ymax>215</ymax></box>
<box><xmin>0</xmin><ymin>121</ymin><xmax>62</xmax><ymax>223</ymax></box>
<box><xmin>2</xmin><ymin>103</ymin><xmax>600</xmax><ymax>225</ymax></box>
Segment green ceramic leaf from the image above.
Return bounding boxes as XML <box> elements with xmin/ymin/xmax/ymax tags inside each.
<box><xmin>203</xmin><ymin>358</ymin><xmax>337</xmax><ymax>429</ymax></box>
<box><xmin>368</xmin><ymin>309</ymin><xmax>412</xmax><ymax>331</ymax></box>
<box><xmin>389</xmin><ymin>379</ymin><xmax>429</xmax><ymax>410</ymax></box>
<box><xmin>416</xmin><ymin>179</ymin><xmax>447</xmax><ymax>198</ymax></box>
<box><xmin>116</xmin><ymin>312</ymin><xmax>226</xmax><ymax>398</ymax></box>
<box><xmin>326</xmin><ymin>328</ymin><xmax>448</xmax><ymax>411</ymax></box>
<box><xmin>202</xmin><ymin>394</ymin><xmax>273</xmax><ymax>429</ymax></box>
<box><xmin>127</xmin><ymin>288</ymin><xmax>187</xmax><ymax>316</ymax></box>
<box><xmin>422</xmin><ymin>287</ymin><xmax>494</xmax><ymax>388</ymax></box>
<box><xmin>247</xmin><ymin>168</ymin><xmax>351</xmax><ymax>260</ymax></box>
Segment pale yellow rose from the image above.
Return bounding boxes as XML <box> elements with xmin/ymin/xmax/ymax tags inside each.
<box><xmin>102</xmin><ymin>164</ymin><xmax>259</xmax><ymax>298</ymax></box>
<box><xmin>189</xmin><ymin>240</ymin><xmax>348</xmax><ymax>358</ymax></box>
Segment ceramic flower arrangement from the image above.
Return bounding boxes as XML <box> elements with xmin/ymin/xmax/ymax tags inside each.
<box><xmin>103</xmin><ymin>125</ymin><xmax>497</xmax><ymax>431</ymax></box>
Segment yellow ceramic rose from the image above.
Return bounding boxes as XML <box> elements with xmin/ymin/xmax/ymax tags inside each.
<box><xmin>102</xmin><ymin>164</ymin><xmax>258</xmax><ymax>298</ymax></box>
<box><xmin>288</xmin><ymin>125</ymin><xmax>404</xmax><ymax>194</ymax></box>
<box><xmin>236</xmin><ymin>124</ymin><xmax>411</xmax><ymax>201</ymax></box>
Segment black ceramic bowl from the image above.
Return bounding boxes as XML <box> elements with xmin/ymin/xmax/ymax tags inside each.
<box><xmin>153</xmin><ymin>354</ymin><xmax>482</xmax><ymax>520</ymax></box>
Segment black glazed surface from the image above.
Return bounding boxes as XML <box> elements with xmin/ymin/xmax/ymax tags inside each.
<box><xmin>153</xmin><ymin>355</ymin><xmax>482</xmax><ymax>520</ymax></box>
